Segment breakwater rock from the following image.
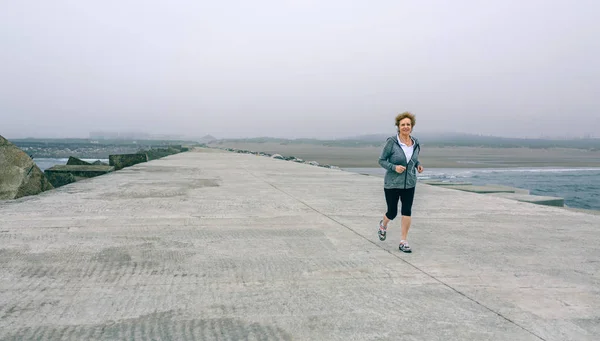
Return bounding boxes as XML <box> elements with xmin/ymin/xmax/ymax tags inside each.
<box><xmin>0</xmin><ymin>135</ymin><xmax>54</xmax><ymax>200</ymax></box>
<box><xmin>109</xmin><ymin>153</ymin><xmax>149</xmax><ymax>171</ymax></box>
<box><xmin>224</xmin><ymin>148</ymin><xmax>339</xmax><ymax>169</ymax></box>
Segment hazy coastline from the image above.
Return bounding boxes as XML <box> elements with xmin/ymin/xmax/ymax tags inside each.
<box><xmin>209</xmin><ymin>142</ymin><xmax>600</xmax><ymax>169</ymax></box>
<box><xmin>25</xmin><ymin>141</ymin><xmax>600</xmax><ymax>211</ymax></box>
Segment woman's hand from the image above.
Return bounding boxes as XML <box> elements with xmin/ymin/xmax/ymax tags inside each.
<box><xmin>395</xmin><ymin>165</ymin><xmax>406</xmax><ymax>173</ymax></box>
<box><xmin>417</xmin><ymin>165</ymin><xmax>424</xmax><ymax>173</ymax></box>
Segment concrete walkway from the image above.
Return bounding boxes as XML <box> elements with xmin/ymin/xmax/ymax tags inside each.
<box><xmin>1</xmin><ymin>148</ymin><xmax>599</xmax><ymax>341</ymax></box>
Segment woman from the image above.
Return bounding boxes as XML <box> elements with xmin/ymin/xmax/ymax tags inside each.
<box><xmin>377</xmin><ymin>112</ymin><xmax>424</xmax><ymax>253</ymax></box>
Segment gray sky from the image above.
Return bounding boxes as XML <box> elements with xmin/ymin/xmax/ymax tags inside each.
<box><xmin>1</xmin><ymin>0</ymin><xmax>599</xmax><ymax>139</ymax></box>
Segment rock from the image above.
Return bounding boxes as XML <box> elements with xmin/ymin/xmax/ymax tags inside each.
<box><xmin>0</xmin><ymin>135</ymin><xmax>54</xmax><ymax>200</ymax></box>
<box><xmin>44</xmin><ymin>165</ymin><xmax>115</xmax><ymax>178</ymax></box>
<box><xmin>142</xmin><ymin>148</ymin><xmax>181</xmax><ymax>161</ymax></box>
<box><xmin>167</xmin><ymin>145</ymin><xmax>182</xmax><ymax>151</ymax></box>
<box><xmin>307</xmin><ymin>161</ymin><xmax>319</xmax><ymax>166</ymax></box>
<box><xmin>45</xmin><ymin>172</ymin><xmax>77</xmax><ymax>188</ymax></box>
<box><xmin>109</xmin><ymin>153</ymin><xmax>148</xmax><ymax>170</ymax></box>
<box><xmin>66</xmin><ymin>156</ymin><xmax>92</xmax><ymax>166</ymax></box>
<box><xmin>91</xmin><ymin>160</ymin><xmax>108</xmax><ymax>165</ymax></box>
<box><xmin>271</xmin><ymin>154</ymin><xmax>285</xmax><ymax>160</ymax></box>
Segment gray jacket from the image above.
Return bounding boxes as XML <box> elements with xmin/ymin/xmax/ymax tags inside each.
<box><xmin>378</xmin><ymin>135</ymin><xmax>421</xmax><ymax>189</ymax></box>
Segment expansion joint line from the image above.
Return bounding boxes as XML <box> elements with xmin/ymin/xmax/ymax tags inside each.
<box><xmin>245</xmin><ymin>169</ymin><xmax>546</xmax><ymax>341</ymax></box>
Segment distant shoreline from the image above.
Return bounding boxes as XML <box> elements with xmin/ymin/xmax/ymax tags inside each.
<box><xmin>209</xmin><ymin>143</ymin><xmax>600</xmax><ymax>169</ymax></box>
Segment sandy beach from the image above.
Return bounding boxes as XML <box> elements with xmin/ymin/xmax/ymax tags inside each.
<box><xmin>209</xmin><ymin>142</ymin><xmax>600</xmax><ymax>168</ymax></box>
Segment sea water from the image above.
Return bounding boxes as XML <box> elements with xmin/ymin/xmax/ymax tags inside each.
<box><xmin>344</xmin><ymin>167</ymin><xmax>600</xmax><ymax>211</ymax></box>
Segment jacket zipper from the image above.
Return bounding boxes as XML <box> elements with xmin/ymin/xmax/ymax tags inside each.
<box><xmin>407</xmin><ymin>141</ymin><xmax>419</xmax><ymax>188</ymax></box>
<box><xmin>395</xmin><ymin>137</ymin><xmax>417</xmax><ymax>189</ymax></box>
<box><xmin>394</xmin><ymin>137</ymin><xmax>411</xmax><ymax>189</ymax></box>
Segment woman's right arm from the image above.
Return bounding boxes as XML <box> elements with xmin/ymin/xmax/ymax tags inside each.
<box><xmin>378</xmin><ymin>139</ymin><xmax>396</xmax><ymax>172</ymax></box>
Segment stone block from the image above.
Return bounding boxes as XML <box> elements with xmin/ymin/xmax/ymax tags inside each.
<box><xmin>109</xmin><ymin>153</ymin><xmax>148</xmax><ymax>170</ymax></box>
<box><xmin>66</xmin><ymin>156</ymin><xmax>92</xmax><ymax>166</ymax></box>
<box><xmin>143</xmin><ymin>148</ymin><xmax>181</xmax><ymax>161</ymax></box>
<box><xmin>438</xmin><ymin>184</ymin><xmax>526</xmax><ymax>194</ymax></box>
<box><xmin>44</xmin><ymin>165</ymin><xmax>114</xmax><ymax>178</ymax></box>
<box><xmin>486</xmin><ymin>192</ymin><xmax>565</xmax><ymax>207</ymax></box>
<box><xmin>45</xmin><ymin>172</ymin><xmax>77</xmax><ymax>188</ymax></box>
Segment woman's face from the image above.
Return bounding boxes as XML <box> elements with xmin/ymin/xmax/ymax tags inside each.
<box><xmin>398</xmin><ymin>118</ymin><xmax>412</xmax><ymax>135</ymax></box>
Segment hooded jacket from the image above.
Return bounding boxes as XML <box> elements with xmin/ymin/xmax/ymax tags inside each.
<box><xmin>378</xmin><ymin>135</ymin><xmax>421</xmax><ymax>189</ymax></box>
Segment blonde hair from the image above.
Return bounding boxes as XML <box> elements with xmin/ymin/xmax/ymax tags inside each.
<box><xmin>395</xmin><ymin>112</ymin><xmax>416</xmax><ymax>127</ymax></box>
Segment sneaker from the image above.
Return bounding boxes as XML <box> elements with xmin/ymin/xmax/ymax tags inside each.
<box><xmin>378</xmin><ymin>220</ymin><xmax>387</xmax><ymax>241</ymax></box>
<box><xmin>399</xmin><ymin>240</ymin><xmax>412</xmax><ymax>253</ymax></box>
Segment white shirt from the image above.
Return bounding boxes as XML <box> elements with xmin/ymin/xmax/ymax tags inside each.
<box><xmin>397</xmin><ymin>135</ymin><xmax>414</xmax><ymax>162</ymax></box>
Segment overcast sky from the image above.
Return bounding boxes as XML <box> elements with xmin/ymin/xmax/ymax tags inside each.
<box><xmin>1</xmin><ymin>0</ymin><xmax>598</xmax><ymax>139</ymax></box>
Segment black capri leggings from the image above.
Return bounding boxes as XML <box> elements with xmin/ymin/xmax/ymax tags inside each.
<box><xmin>384</xmin><ymin>187</ymin><xmax>416</xmax><ymax>220</ymax></box>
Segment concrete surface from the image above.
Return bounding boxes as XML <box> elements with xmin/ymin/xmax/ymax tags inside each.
<box><xmin>440</xmin><ymin>184</ymin><xmax>530</xmax><ymax>194</ymax></box>
<box><xmin>1</xmin><ymin>148</ymin><xmax>599</xmax><ymax>341</ymax></box>
<box><xmin>486</xmin><ymin>193</ymin><xmax>565</xmax><ymax>207</ymax></box>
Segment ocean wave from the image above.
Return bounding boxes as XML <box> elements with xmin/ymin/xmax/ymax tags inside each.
<box><xmin>420</xmin><ymin>168</ymin><xmax>600</xmax><ymax>179</ymax></box>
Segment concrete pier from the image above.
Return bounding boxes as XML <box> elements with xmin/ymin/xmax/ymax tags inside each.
<box><xmin>434</xmin><ymin>184</ymin><xmax>530</xmax><ymax>194</ymax></box>
<box><xmin>1</xmin><ymin>148</ymin><xmax>599</xmax><ymax>340</ymax></box>
<box><xmin>486</xmin><ymin>192</ymin><xmax>566</xmax><ymax>207</ymax></box>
